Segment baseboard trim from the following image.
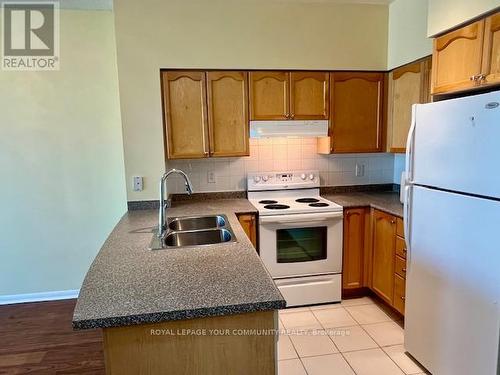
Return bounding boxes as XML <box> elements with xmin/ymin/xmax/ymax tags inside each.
<box><xmin>0</xmin><ymin>289</ymin><xmax>80</xmax><ymax>305</ymax></box>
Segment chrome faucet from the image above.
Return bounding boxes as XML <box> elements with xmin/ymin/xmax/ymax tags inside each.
<box><xmin>158</xmin><ymin>169</ymin><xmax>193</xmax><ymax>237</ymax></box>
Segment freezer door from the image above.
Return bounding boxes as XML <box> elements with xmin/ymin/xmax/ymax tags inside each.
<box><xmin>410</xmin><ymin>90</ymin><xmax>500</xmax><ymax>199</ymax></box>
<box><xmin>405</xmin><ymin>186</ymin><xmax>500</xmax><ymax>375</ymax></box>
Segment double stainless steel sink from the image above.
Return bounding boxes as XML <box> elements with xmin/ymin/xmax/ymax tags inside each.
<box><xmin>149</xmin><ymin>214</ymin><xmax>236</xmax><ymax>250</ymax></box>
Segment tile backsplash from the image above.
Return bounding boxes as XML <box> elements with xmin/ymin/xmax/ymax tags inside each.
<box><xmin>166</xmin><ymin>138</ymin><xmax>395</xmax><ymax>194</ymax></box>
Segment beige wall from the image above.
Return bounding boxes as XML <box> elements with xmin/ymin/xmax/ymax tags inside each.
<box><xmin>428</xmin><ymin>0</ymin><xmax>500</xmax><ymax>36</ymax></box>
<box><xmin>0</xmin><ymin>10</ymin><xmax>127</xmax><ymax>296</ymax></box>
<box><xmin>113</xmin><ymin>0</ymin><xmax>389</xmax><ymax>201</ymax></box>
<box><xmin>388</xmin><ymin>0</ymin><xmax>432</xmax><ymax>69</ymax></box>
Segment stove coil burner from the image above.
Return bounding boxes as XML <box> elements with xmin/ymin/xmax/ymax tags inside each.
<box><xmin>259</xmin><ymin>200</ymin><xmax>278</xmax><ymax>204</ymax></box>
<box><xmin>264</xmin><ymin>204</ymin><xmax>290</xmax><ymax>210</ymax></box>
<box><xmin>309</xmin><ymin>202</ymin><xmax>329</xmax><ymax>207</ymax></box>
<box><xmin>296</xmin><ymin>198</ymin><xmax>320</xmax><ymax>203</ymax></box>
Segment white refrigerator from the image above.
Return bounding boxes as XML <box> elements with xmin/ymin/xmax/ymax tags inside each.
<box><xmin>404</xmin><ymin>90</ymin><xmax>500</xmax><ymax>375</ymax></box>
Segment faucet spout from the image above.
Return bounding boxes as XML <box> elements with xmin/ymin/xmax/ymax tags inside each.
<box><xmin>158</xmin><ymin>169</ymin><xmax>193</xmax><ymax>238</ymax></box>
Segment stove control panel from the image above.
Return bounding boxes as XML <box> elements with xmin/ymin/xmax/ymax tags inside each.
<box><xmin>247</xmin><ymin>170</ymin><xmax>320</xmax><ymax>191</ymax></box>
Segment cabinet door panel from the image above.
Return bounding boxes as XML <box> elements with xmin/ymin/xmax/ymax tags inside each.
<box><xmin>249</xmin><ymin>72</ymin><xmax>289</xmax><ymax>120</ymax></box>
<box><xmin>162</xmin><ymin>71</ymin><xmax>208</xmax><ymax>159</ymax></box>
<box><xmin>371</xmin><ymin>210</ymin><xmax>396</xmax><ymax>305</ymax></box>
<box><xmin>207</xmin><ymin>72</ymin><xmax>249</xmax><ymax>157</ymax></box>
<box><xmin>432</xmin><ymin>20</ymin><xmax>485</xmax><ymax>94</ymax></box>
<box><xmin>237</xmin><ymin>213</ymin><xmax>258</xmax><ymax>250</ymax></box>
<box><xmin>389</xmin><ymin>62</ymin><xmax>423</xmax><ymax>153</ymax></box>
<box><xmin>290</xmin><ymin>72</ymin><xmax>329</xmax><ymax>120</ymax></box>
<box><xmin>330</xmin><ymin>72</ymin><xmax>384</xmax><ymax>153</ymax></box>
<box><xmin>342</xmin><ymin>208</ymin><xmax>368</xmax><ymax>290</ymax></box>
<box><xmin>393</xmin><ymin>274</ymin><xmax>406</xmax><ymax>315</ymax></box>
<box><xmin>482</xmin><ymin>12</ymin><xmax>500</xmax><ymax>86</ymax></box>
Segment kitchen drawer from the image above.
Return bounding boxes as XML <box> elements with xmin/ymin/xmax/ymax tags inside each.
<box><xmin>396</xmin><ymin>237</ymin><xmax>407</xmax><ymax>259</ymax></box>
<box><xmin>396</xmin><ymin>217</ymin><xmax>404</xmax><ymax>238</ymax></box>
<box><xmin>393</xmin><ymin>274</ymin><xmax>406</xmax><ymax>315</ymax></box>
<box><xmin>395</xmin><ymin>255</ymin><xmax>407</xmax><ymax>278</ymax></box>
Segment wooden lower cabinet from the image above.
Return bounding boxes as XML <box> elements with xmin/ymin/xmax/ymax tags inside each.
<box><xmin>342</xmin><ymin>208</ymin><xmax>370</xmax><ymax>290</ymax></box>
<box><xmin>342</xmin><ymin>208</ymin><xmax>408</xmax><ymax>315</ymax></box>
<box><xmin>103</xmin><ymin>310</ymin><xmax>277</xmax><ymax>375</ymax></box>
<box><xmin>237</xmin><ymin>213</ymin><xmax>258</xmax><ymax>250</ymax></box>
<box><xmin>371</xmin><ymin>210</ymin><xmax>397</xmax><ymax>305</ymax></box>
<box><xmin>393</xmin><ymin>274</ymin><xmax>406</xmax><ymax>315</ymax></box>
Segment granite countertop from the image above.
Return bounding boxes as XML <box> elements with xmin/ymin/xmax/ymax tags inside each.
<box><xmin>323</xmin><ymin>191</ymin><xmax>403</xmax><ymax>217</ymax></box>
<box><xmin>73</xmin><ymin>199</ymin><xmax>285</xmax><ymax>330</ymax></box>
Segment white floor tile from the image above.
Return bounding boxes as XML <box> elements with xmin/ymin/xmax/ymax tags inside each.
<box><xmin>289</xmin><ymin>330</ymin><xmax>338</xmax><ymax>357</ymax></box>
<box><xmin>278</xmin><ymin>335</ymin><xmax>298</xmax><ymax>360</ymax></box>
<box><xmin>345</xmin><ymin>304</ymin><xmax>392</xmax><ymax>324</ymax></box>
<box><xmin>330</xmin><ymin>325</ymin><xmax>378</xmax><ymax>352</ymax></box>
<box><xmin>279</xmin><ymin>306</ymin><xmax>311</xmax><ymax>315</ymax></box>
<box><xmin>340</xmin><ymin>297</ymin><xmax>375</xmax><ymax>307</ymax></box>
<box><xmin>310</xmin><ymin>302</ymin><xmax>343</xmax><ymax>311</ymax></box>
<box><xmin>278</xmin><ymin>359</ymin><xmax>307</xmax><ymax>375</ymax></box>
<box><xmin>344</xmin><ymin>348</ymin><xmax>405</xmax><ymax>375</ymax></box>
<box><xmin>301</xmin><ymin>354</ymin><xmax>355</xmax><ymax>375</ymax></box>
<box><xmin>312</xmin><ymin>307</ymin><xmax>358</xmax><ymax>328</ymax></box>
<box><xmin>280</xmin><ymin>311</ymin><xmax>322</xmax><ymax>331</ymax></box>
<box><xmin>362</xmin><ymin>321</ymin><xmax>404</xmax><ymax>347</ymax></box>
<box><xmin>383</xmin><ymin>345</ymin><xmax>425</xmax><ymax>374</ymax></box>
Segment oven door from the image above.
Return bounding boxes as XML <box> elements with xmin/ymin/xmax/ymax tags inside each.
<box><xmin>259</xmin><ymin>211</ymin><xmax>343</xmax><ymax>278</ymax></box>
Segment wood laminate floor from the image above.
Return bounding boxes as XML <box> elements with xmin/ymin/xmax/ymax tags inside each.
<box><xmin>0</xmin><ymin>299</ymin><xmax>104</xmax><ymax>375</ymax></box>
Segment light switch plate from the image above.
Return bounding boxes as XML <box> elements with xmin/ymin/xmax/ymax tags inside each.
<box><xmin>208</xmin><ymin>171</ymin><xmax>216</xmax><ymax>184</ymax></box>
<box><xmin>133</xmin><ymin>176</ymin><xmax>143</xmax><ymax>191</ymax></box>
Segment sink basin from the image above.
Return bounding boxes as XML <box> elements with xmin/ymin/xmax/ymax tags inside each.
<box><xmin>149</xmin><ymin>214</ymin><xmax>236</xmax><ymax>250</ymax></box>
<box><xmin>163</xmin><ymin>228</ymin><xmax>233</xmax><ymax>247</ymax></box>
<box><xmin>168</xmin><ymin>215</ymin><xmax>226</xmax><ymax>231</ymax></box>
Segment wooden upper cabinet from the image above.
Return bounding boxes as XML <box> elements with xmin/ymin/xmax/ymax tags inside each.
<box><xmin>482</xmin><ymin>12</ymin><xmax>500</xmax><ymax>86</ymax></box>
<box><xmin>207</xmin><ymin>71</ymin><xmax>249</xmax><ymax>157</ymax></box>
<box><xmin>249</xmin><ymin>71</ymin><xmax>289</xmax><ymax>120</ymax></box>
<box><xmin>162</xmin><ymin>71</ymin><xmax>209</xmax><ymax>159</ymax></box>
<box><xmin>371</xmin><ymin>210</ymin><xmax>396</xmax><ymax>305</ymax></box>
<box><xmin>431</xmin><ymin>20</ymin><xmax>485</xmax><ymax>94</ymax></box>
<box><xmin>343</xmin><ymin>208</ymin><xmax>368</xmax><ymax>290</ymax></box>
<box><xmin>290</xmin><ymin>72</ymin><xmax>329</xmax><ymax>120</ymax></box>
<box><xmin>324</xmin><ymin>72</ymin><xmax>384</xmax><ymax>153</ymax></box>
<box><xmin>388</xmin><ymin>57</ymin><xmax>431</xmax><ymax>153</ymax></box>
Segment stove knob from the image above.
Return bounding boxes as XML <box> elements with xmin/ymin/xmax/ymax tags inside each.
<box><xmin>309</xmin><ymin>174</ymin><xmax>315</xmax><ymax>180</ymax></box>
<box><xmin>262</xmin><ymin>175</ymin><xmax>269</xmax><ymax>182</ymax></box>
<box><xmin>253</xmin><ymin>176</ymin><xmax>261</xmax><ymax>183</ymax></box>
<box><xmin>300</xmin><ymin>173</ymin><xmax>307</xmax><ymax>180</ymax></box>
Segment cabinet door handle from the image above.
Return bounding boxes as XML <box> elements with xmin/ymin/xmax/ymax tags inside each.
<box><xmin>402</xmin><ymin>268</ymin><xmax>407</xmax><ymax>273</ymax></box>
<box><xmin>401</xmin><ymin>296</ymin><xmax>405</xmax><ymax>301</ymax></box>
<box><xmin>391</xmin><ymin>220</ymin><xmax>396</xmax><ymax>224</ymax></box>
<box><xmin>290</xmin><ymin>113</ymin><xmax>295</xmax><ymax>119</ymax></box>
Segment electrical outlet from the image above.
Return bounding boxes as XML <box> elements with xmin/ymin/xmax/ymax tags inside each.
<box><xmin>355</xmin><ymin>163</ymin><xmax>365</xmax><ymax>177</ymax></box>
<box><xmin>133</xmin><ymin>176</ymin><xmax>143</xmax><ymax>191</ymax></box>
<box><xmin>208</xmin><ymin>171</ymin><xmax>216</xmax><ymax>184</ymax></box>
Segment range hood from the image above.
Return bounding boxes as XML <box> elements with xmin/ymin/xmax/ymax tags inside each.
<box><xmin>249</xmin><ymin>120</ymin><xmax>328</xmax><ymax>138</ymax></box>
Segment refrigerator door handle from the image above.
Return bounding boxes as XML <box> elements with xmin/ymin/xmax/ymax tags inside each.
<box><xmin>404</xmin><ymin>184</ymin><xmax>412</xmax><ymax>268</ymax></box>
<box><xmin>405</xmin><ymin>104</ymin><xmax>417</xmax><ymax>184</ymax></box>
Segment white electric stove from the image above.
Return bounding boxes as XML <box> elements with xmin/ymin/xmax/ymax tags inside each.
<box><xmin>248</xmin><ymin>171</ymin><xmax>343</xmax><ymax>307</ymax></box>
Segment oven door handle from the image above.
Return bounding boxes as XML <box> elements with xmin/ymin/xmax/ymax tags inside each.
<box><xmin>259</xmin><ymin>211</ymin><xmax>343</xmax><ymax>224</ymax></box>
